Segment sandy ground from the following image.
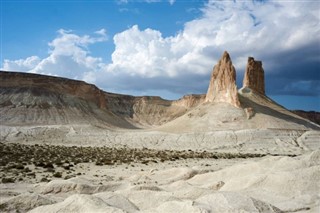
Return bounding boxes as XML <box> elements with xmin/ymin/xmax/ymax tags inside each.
<box><xmin>0</xmin><ymin>142</ymin><xmax>319</xmax><ymax>212</ymax></box>
<box><xmin>1</xmin><ymin>124</ymin><xmax>320</xmax><ymax>156</ymax></box>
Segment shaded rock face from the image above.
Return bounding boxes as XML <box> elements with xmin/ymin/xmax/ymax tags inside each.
<box><xmin>291</xmin><ymin>110</ymin><xmax>320</xmax><ymax>125</ymax></box>
<box><xmin>243</xmin><ymin>57</ymin><xmax>265</xmax><ymax>95</ymax></box>
<box><xmin>205</xmin><ymin>51</ymin><xmax>240</xmax><ymax>107</ymax></box>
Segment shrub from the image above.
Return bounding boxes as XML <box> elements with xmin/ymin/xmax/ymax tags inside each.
<box><xmin>63</xmin><ymin>165</ymin><xmax>70</xmax><ymax>170</ymax></box>
<box><xmin>16</xmin><ymin>164</ymin><xmax>24</xmax><ymax>170</ymax></box>
<box><xmin>53</xmin><ymin>172</ymin><xmax>62</xmax><ymax>178</ymax></box>
<box><xmin>46</xmin><ymin>168</ymin><xmax>55</xmax><ymax>173</ymax></box>
<box><xmin>23</xmin><ymin>167</ymin><xmax>31</xmax><ymax>173</ymax></box>
<box><xmin>64</xmin><ymin>175</ymin><xmax>75</xmax><ymax>180</ymax></box>
<box><xmin>40</xmin><ymin>177</ymin><xmax>50</xmax><ymax>182</ymax></box>
<box><xmin>2</xmin><ymin>177</ymin><xmax>14</xmax><ymax>183</ymax></box>
<box><xmin>44</xmin><ymin>163</ymin><xmax>54</xmax><ymax>169</ymax></box>
<box><xmin>0</xmin><ymin>203</ymin><xmax>8</xmax><ymax>210</ymax></box>
<box><xmin>35</xmin><ymin>162</ymin><xmax>45</xmax><ymax>167</ymax></box>
<box><xmin>95</xmin><ymin>161</ymin><xmax>103</xmax><ymax>166</ymax></box>
<box><xmin>27</xmin><ymin>172</ymin><xmax>35</xmax><ymax>177</ymax></box>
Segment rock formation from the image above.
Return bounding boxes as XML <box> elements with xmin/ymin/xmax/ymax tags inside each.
<box><xmin>205</xmin><ymin>51</ymin><xmax>240</xmax><ymax>107</ymax></box>
<box><xmin>0</xmin><ymin>71</ymin><xmax>107</xmax><ymax>110</ymax></box>
<box><xmin>243</xmin><ymin>57</ymin><xmax>265</xmax><ymax>95</ymax></box>
<box><xmin>0</xmin><ymin>71</ymin><xmax>204</xmax><ymax>127</ymax></box>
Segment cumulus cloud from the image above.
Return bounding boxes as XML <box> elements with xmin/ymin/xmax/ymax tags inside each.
<box><xmin>116</xmin><ymin>0</ymin><xmax>128</xmax><ymax>5</ymax></box>
<box><xmin>105</xmin><ymin>25</ymin><xmax>211</xmax><ymax>78</ymax></box>
<box><xmin>2</xmin><ymin>0</ymin><xmax>320</xmax><ymax>100</ymax></box>
<box><xmin>98</xmin><ymin>0</ymin><xmax>319</xmax><ymax>97</ymax></box>
<box><xmin>3</xmin><ymin>29</ymin><xmax>107</xmax><ymax>82</ymax></box>
<box><xmin>3</xmin><ymin>56</ymin><xmax>40</xmax><ymax>71</ymax></box>
<box><xmin>95</xmin><ymin>29</ymin><xmax>107</xmax><ymax>37</ymax></box>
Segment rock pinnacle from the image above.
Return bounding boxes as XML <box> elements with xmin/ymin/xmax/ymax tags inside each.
<box><xmin>205</xmin><ymin>51</ymin><xmax>240</xmax><ymax>107</ymax></box>
<box><xmin>243</xmin><ymin>57</ymin><xmax>265</xmax><ymax>95</ymax></box>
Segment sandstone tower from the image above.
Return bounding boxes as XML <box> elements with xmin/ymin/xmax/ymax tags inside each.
<box><xmin>243</xmin><ymin>57</ymin><xmax>265</xmax><ymax>95</ymax></box>
<box><xmin>205</xmin><ymin>51</ymin><xmax>240</xmax><ymax>107</ymax></box>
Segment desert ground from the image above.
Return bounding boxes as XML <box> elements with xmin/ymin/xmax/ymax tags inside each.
<box><xmin>0</xmin><ymin>141</ymin><xmax>319</xmax><ymax>212</ymax></box>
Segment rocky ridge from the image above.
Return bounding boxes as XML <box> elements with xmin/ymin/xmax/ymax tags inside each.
<box><xmin>0</xmin><ymin>71</ymin><xmax>203</xmax><ymax>127</ymax></box>
<box><xmin>1</xmin><ymin>71</ymin><xmax>107</xmax><ymax>109</ymax></box>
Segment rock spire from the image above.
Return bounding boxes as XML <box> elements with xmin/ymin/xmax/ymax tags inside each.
<box><xmin>205</xmin><ymin>51</ymin><xmax>240</xmax><ymax>107</ymax></box>
<box><xmin>243</xmin><ymin>57</ymin><xmax>265</xmax><ymax>95</ymax></box>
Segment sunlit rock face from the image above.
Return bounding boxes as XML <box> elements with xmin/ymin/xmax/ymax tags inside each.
<box><xmin>205</xmin><ymin>51</ymin><xmax>240</xmax><ymax>107</ymax></box>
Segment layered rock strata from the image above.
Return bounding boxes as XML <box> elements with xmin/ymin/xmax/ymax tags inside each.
<box><xmin>205</xmin><ymin>51</ymin><xmax>240</xmax><ymax>107</ymax></box>
<box><xmin>0</xmin><ymin>71</ymin><xmax>107</xmax><ymax>109</ymax></box>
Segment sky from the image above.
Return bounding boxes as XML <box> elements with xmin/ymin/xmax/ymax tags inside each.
<box><xmin>1</xmin><ymin>0</ymin><xmax>319</xmax><ymax>111</ymax></box>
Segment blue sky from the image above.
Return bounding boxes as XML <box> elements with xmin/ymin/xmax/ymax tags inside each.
<box><xmin>1</xmin><ymin>0</ymin><xmax>320</xmax><ymax>111</ymax></box>
<box><xmin>2</xmin><ymin>1</ymin><xmax>203</xmax><ymax>61</ymax></box>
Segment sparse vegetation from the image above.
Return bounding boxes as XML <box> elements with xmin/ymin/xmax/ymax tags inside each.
<box><xmin>2</xmin><ymin>177</ymin><xmax>15</xmax><ymax>183</ymax></box>
<box><xmin>40</xmin><ymin>177</ymin><xmax>50</xmax><ymax>182</ymax></box>
<box><xmin>53</xmin><ymin>172</ymin><xmax>62</xmax><ymax>178</ymax></box>
<box><xmin>0</xmin><ymin>203</ymin><xmax>8</xmax><ymax>210</ymax></box>
<box><xmin>0</xmin><ymin>142</ymin><xmax>269</xmax><ymax>183</ymax></box>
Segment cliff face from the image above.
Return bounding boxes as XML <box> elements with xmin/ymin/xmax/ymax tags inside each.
<box><xmin>243</xmin><ymin>57</ymin><xmax>265</xmax><ymax>95</ymax></box>
<box><xmin>0</xmin><ymin>72</ymin><xmax>136</xmax><ymax>127</ymax></box>
<box><xmin>205</xmin><ymin>51</ymin><xmax>240</xmax><ymax>107</ymax></box>
<box><xmin>0</xmin><ymin>71</ymin><xmax>203</xmax><ymax>127</ymax></box>
<box><xmin>0</xmin><ymin>71</ymin><xmax>107</xmax><ymax>110</ymax></box>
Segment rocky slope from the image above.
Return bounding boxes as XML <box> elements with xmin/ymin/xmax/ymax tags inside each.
<box><xmin>291</xmin><ymin>110</ymin><xmax>320</xmax><ymax>125</ymax></box>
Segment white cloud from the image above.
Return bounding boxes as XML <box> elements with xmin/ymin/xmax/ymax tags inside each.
<box><xmin>144</xmin><ymin>0</ymin><xmax>161</xmax><ymax>3</ymax></box>
<box><xmin>3</xmin><ymin>56</ymin><xmax>40</xmax><ymax>71</ymax></box>
<box><xmin>32</xmin><ymin>29</ymin><xmax>107</xmax><ymax>79</ymax></box>
<box><xmin>168</xmin><ymin>0</ymin><xmax>175</xmax><ymax>5</ymax></box>
<box><xmin>116</xmin><ymin>0</ymin><xmax>164</xmax><ymax>4</ymax></box>
<box><xmin>95</xmin><ymin>29</ymin><xmax>107</xmax><ymax>37</ymax></box>
<box><xmin>2</xmin><ymin>0</ymin><xmax>319</xmax><ymax>99</ymax></box>
<box><xmin>119</xmin><ymin>7</ymin><xmax>140</xmax><ymax>14</ymax></box>
<box><xmin>116</xmin><ymin>0</ymin><xmax>128</xmax><ymax>5</ymax></box>
<box><xmin>101</xmin><ymin>0</ymin><xmax>319</xmax><ymax>82</ymax></box>
<box><xmin>3</xmin><ymin>29</ymin><xmax>107</xmax><ymax>81</ymax></box>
